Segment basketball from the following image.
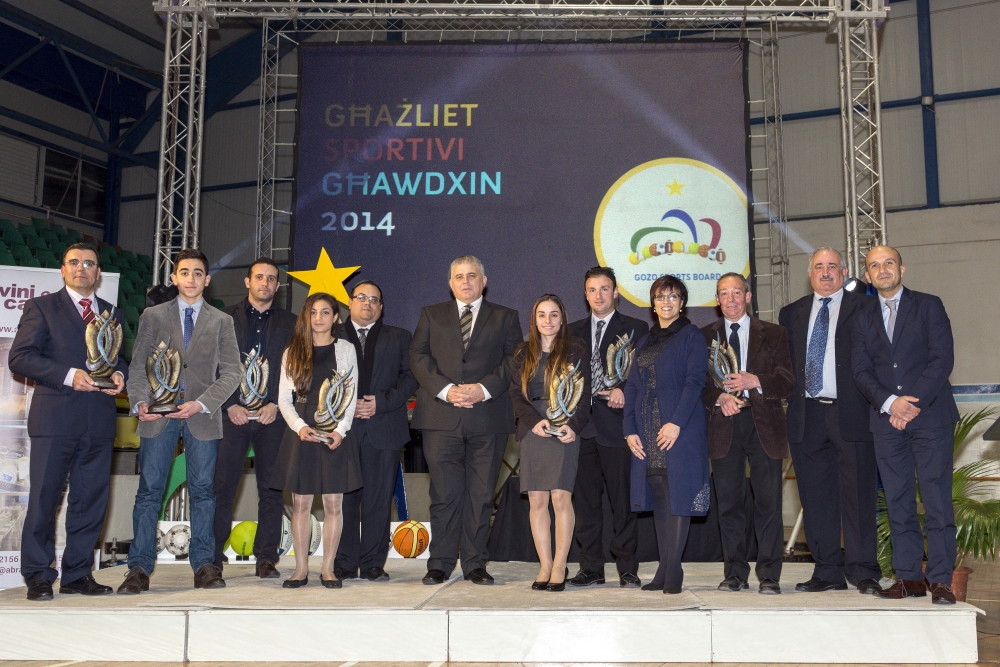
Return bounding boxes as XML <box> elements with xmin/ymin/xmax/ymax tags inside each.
<box><xmin>392</xmin><ymin>520</ymin><xmax>429</xmax><ymax>558</ymax></box>
<box><xmin>229</xmin><ymin>520</ymin><xmax>258</xmax><ymax>557</ymax></box>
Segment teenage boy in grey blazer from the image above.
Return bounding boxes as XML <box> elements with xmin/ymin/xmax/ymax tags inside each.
<box><xmin>119</xmin><ymin>248</ymin><xmax>242</xmax><ymax>593</ymax></box>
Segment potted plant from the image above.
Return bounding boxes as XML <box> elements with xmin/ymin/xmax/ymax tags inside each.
<box><xmin>876</xmin><ymin>406</ymin><xmax>1000</xmax><ymax>601</ymax></box>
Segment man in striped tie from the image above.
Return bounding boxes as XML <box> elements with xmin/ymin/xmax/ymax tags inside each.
<box><xmin>10</xmin><ymin>243</ymin><xmax>128</xmax><ymax>600</ymax></box>
<box><xmin>410</xmin><ymin>256</ymin><xmax>522</xmax><ymax>586</ymax></box>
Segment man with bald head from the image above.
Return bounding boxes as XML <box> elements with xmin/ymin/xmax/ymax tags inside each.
<box><xmin>779</xmin><ymin>248</ymin><xmax>880</xmax><ymax>595</ymax></box>
<box><xmin>852</xmin><ymin>245</ymin><xmax>959</xmax><ymax>604</ymax></box>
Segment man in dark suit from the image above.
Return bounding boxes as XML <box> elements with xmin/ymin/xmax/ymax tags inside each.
<box><xmin>410</xmin><ymin>255</ymin><xmax>522</xmax><ymax>585</ymax></box>
<box><xmin>567</xmin><ymin>266</ymin><xmax>648</xmax><ymax>588</ymax></box>
<box><xmin>702</xmin><ymin>272</ymin><xmax>795</xmax><ymax>594</ymax></box>
<box><xmin>852</xmin><ymin>245</ymin><xmax>960</xmax><ymax>605</ymax></box>
<box><xmin>212</xmin><ymin>257</ymin><xmax>296</xmax><ymax>578</ymax></box>
<box><xmin>779</xmin><ymin>248</ymin><xmax>881</xmax><ymax>595</ymax></box>
<box><xmin>10</xmin><ymin>243</ymin><xmax>128</xmax><ymax>600</ymax></box>
<box><xmin>335</xmin><ymin>280</ymin><xmax>418</xmax><ymax>582</ymax></box>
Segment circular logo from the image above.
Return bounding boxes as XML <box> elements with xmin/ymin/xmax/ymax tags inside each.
<box><xmin>594</xmin><ymin>158</ymin><xmax>750</xmax><ymax>308</ymax></box>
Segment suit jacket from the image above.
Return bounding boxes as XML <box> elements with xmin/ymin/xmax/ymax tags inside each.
<box><xmin>779</xmin><ymin>289</ymin><xmax>876</xmax><ymax>444</ymax></box>
<box><xmin>851</xmin><ymin>287</ymin><xmax>960</xmax><ymax>434</ymax></box>
<box><xmin>221</xmin><ymin>298</ymin><xmax>297</xmax><ymax>414</ymax></box>
<box><xmin>409</xmin><ymin>299</ymin><xmax>522</xmax><ymax>434</ymax></box>
<box><xmin>701</xmin><ymin>316</ymin><xmax>795</xmax><ymax>460</ymax></box>
<box><xmin>508</xmin><ymin>337</ymin><xmax>591</xmax><ymax>441</ymax></box>
<box><xmin>339</xmin><ymin>319</ymin><xmax>419</xmax><ymax>450</ymax></box>
<box><xmin>126</xmin><ymin>298</ymin><xmax>242</xmax><ymax>441</ymax></box>
<box><xmin>9</xmin><ymin>288</ymin><xmax>129</xmax><ymax>438</ymax></box>
<box><xmin>568</xmin><ymin>311</ymin><xmax>650</xmax><ymax>448</ymax></box>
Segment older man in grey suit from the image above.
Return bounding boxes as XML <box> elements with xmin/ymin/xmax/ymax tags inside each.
<box><xmin>119</xmin><ymin>248</ymin><xmax>242</xmax><ymax>593</ymax></box>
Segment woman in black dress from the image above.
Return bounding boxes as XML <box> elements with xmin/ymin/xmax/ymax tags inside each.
<box><xmin>273</xmin><ymin>293</ymin><xmax>361</xmax><ymax>588</ymax></box>
<box><xmin>509</xmin><ymin>294</ymin><xmax>590</xmax><ymax>591</ymax></box>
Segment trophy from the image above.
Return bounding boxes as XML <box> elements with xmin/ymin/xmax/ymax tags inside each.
<box><xmin>312</xmin><ymin>366</ymin><xmax>355</xmax><ymax>444</ymax></box>
<box><xmin>544</xmin><ymin>360</ymin><xmax>585</xmax><ymax>436</ymax></box>
<box><xmin>596</xmin><ymin>331</ymin><xmax>635</xmax><ymax>399</ymax></box>
<box><xmin>239</xmin><ymin>345</ymin><xmax>269</xmax><ymax>420</ymax></box>
<box><xmin>84</xmin><ymin>310</ymin><xmax>123</xmax><ymax>389</ymax></box>
<box><xmin>145</xmin><ymin>339</ymin><xmax>182</xmax><ymax>413</ymax></box>
<box><xmin>708</xmin><ymin>332</ymin><xmax>747</xmax><ymax>407</ymax></box>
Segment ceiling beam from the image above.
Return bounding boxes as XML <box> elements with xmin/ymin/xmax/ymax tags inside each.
<box><xmin>54</xmin><ymin>0</ymin><xmax>164</xmax><ymax>51</ymax></box>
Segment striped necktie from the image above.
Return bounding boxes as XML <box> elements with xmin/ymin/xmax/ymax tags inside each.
<box><xmin>358</xmin><ymin>327</ymin><xmax>367</xmax><ymax>358</ymax></box>
<box><xmin>460</xmin><ymin>305</ymin><xmax>473</xmax><ymax>350</ymax></box>
<box><xmin>591</xmin><ymin>320</ymin><xmax>605</xmax><ymax>395</ymax></box>
<box><xmin>79</xmin><ymin>298</ymin><xmax>95</xmax><ymax>325</ymax></box>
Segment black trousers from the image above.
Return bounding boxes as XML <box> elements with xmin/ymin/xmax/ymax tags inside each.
<box><xmin>790</xmin><ymin>400</ymin><xmax>880</xmax><ymax>585</ymax></box>
<box><xmin>212</xmin><ymin>416</ymin><xmax>286</xmax><ymax>568</ymax></box>
<box><xmin>712</xmin><ymin>409</ymin><xmax>784</xmax><ymax>582</ymax></box>
<box><xmin>422</xmin><ymin>426</ymin><xmax>506</xmax><ymax>577</ymax></box>
<box><xmin>335</xmin><ymin>434</ymin><xmax>401</xmax><ymax>574</ymax></box>
<box><xmin>21</xmin><ymin>435</ymin><xmax>113</xmax><ymax>584</ymax></box>
<box><xmin>647</xmin><ymin>474</ymin><xmax>691</xmax><ymax>588</ymax></box>
<box><xmin>571</xmin><ymin>437</ymin><xmax>638</xmax><ymax>576</ymax></box>
<box><xmin>875</xmin><ymin>423</ymin><xmax>956</xmax><ymax>584</ymax></box>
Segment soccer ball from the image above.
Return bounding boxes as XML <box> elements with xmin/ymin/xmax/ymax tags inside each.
<box><xmin>277</xmin><ymin>515</ymin><xmax>293</xmax><ymax>556</ymax></box>
<box><xmin>165</xmin><ymin>524</ymin><xmax>191</xmax><ymax>557</ymax></box>
<box><xmin>155</xmin><ymin>528</ymin><xmax>166</xmax><ymax>554</ymax></box>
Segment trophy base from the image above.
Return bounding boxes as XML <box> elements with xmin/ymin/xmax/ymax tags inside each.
<box><xmin>544</xmin><ymin>427</ymin><xmax>567</xmax><ymax>437</ymax></box>
<box><xmin>89</xmin><ymin>376</ymin><xmax>118</xmax><ymax>390</ymax></box>
<box><xmin>148</xmin><ymin>403</ymin><xmax>180</xmax><ymax>414</ymax></box>
<box><xmin>246</xmin><ymin>415</ymin><xmax>260</xmax><ymax>421</ymax></box>
<box><xmin>314</xmin><ymin>433</ymin><xmax>333</xmax><ymax>444</ymax></box>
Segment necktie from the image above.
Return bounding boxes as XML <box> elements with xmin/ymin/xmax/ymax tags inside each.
<box><xmin>885</xmin><ymin>299</ymin><xmax>897</xmax><ymax>343</ymax></box>
<box><xmin>591</xmin><ymin>320</ymin><xmax>605</xmax><ymax>395</ymax></box>
<box><xmin>460</xmin><ymin>305</ymin><xmax>473</xmax><ymax>350</ymax></box>
<box><xmin>805</xmin><ymin>297</ymin><xmax>832</xmax><ymax>397</ymax></box>
<box><xmin>184</xmin><ymin>307</ymin><xmax>194</xmax><ymax>351</ymax></box>
<box><xmin>728</xmin><ymin>322</ymin><xmax>741</xmax><ymax>372</ymax></box>
<box><xmin>79</xmin><ymin>298</ymin><xmax>95</xmax><ymax>325</ymax></box>
<box><xmin>358</xmin><ymin>327</ymin><xmax>367</xmax><ymax>358</ymax></box>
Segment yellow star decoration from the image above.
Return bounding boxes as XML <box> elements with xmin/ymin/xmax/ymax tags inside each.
<box><xmin>666</xmin><ymin>179</ymin><xmax>685</xmax><ymax>196</ymax></box>
<box><xmin>287</xmin><ymin>248</ymin><xmax>359</xmax><ymax>305</ymax></box>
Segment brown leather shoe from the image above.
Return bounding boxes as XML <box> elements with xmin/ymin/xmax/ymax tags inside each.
<box><xmin>194</xmin><ymin>563</ymin><xmax>226</xmax><ymax>589</ymax></box>
<box><xmin>928</xmin><ymin>581</ymin><xmax>957</xmax><ymax>605</ymax></box>
<box><xmin>117</xmin><ymin>567</ymin><xmax>149</xmax><ymax>595</ymax></box>
<box><xmin>256</xmin><ymin>560</ymin><xmax>280</xmax><ymax>579</ymax></box>
<box><xmin>875</xmin><ymin>578</ymin><xmax>926</xmax><ymax>599</ymax></box>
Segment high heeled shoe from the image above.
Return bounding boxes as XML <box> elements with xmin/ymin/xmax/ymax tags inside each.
<box><xmin>282</xmin><ymin>576</ymin><xmax>308</xmax><ymax>589</ymax></box>
<box><xmin>546</xmin><ymin>567</ymin><xmax>569</xmax><ymax>592</ymax></box>
<box><xmin>531</xmin><ymin>579</ymin><xmax>548</xmax><ymax>591</ymax></box>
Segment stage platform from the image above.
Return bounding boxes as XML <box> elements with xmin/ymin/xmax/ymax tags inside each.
<box><xmin>0</xmin><ymin>560</ymin><xmax>979</xmax><ymax>663</ymax></box>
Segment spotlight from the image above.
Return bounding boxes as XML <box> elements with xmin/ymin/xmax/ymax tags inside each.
<box><xmin>844</xmin><ymin>277</ymin><xmax>865</xmax><ymax>292</ymax></box>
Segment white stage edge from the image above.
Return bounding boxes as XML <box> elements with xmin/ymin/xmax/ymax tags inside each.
<box><xmin>0</xmin><ymin>562</ymin><xmax>980</xmax><ymax>663</ymax></box>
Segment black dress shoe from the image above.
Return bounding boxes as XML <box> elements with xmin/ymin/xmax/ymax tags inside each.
<box><xmin>60</xmin><ymin>574</ymin><xmax>113</xmax><ymax>596</ymax></box>
<box><xmin>795</xmin><ymin>577</ymin><xmax>848</xmax><ymax>593</ymax></box>
<box><xmin>531</xmin><ymin>579</ymin><xmax>549</xmax><ymax>591</ymax></box>
<box><xmin>256</xmin><ymin>561</ymin><xmax>280</xmax><ymax>579</ymax></box>
<box><xmin>282</xmin><ymin>576</ymin><xmax>308</xmax><ymax>588</ymax></box>
<box><xmin>320</xmin><ymin>576</ymin><xmax>342</xmax><ymax>589</ymax></box>
<box><xmin>620</xmin><ymin>572</ymin><xmax>642</xmax><ymax>588</ymax></box>
<box><xmin>194</xmin><ymin>563</ymin><xmax>226</xmax><ymax>589</ymax></box>
<box><xmin>856</xmin><ymin>578</ymin><xmax>883</xmax><ymax>595</ymax></box>
<box><xmin>362</xmin><ymin>566</ymin><xmax>390</xmax><ymax>582</ymax></box>
<box><xmin>423</xmin><ymin>569</ymin><xmax>446</xmax><ymax>585</ymax></box>
<box><xmin>117</xmin><ymin>567</ymin><xmax>149</xmax><ymax>595</ymax></box>
<box><xmin>335</xmin><ymin>567</ymin><xmax>359</xmax><ymax>580</ymax></box>
<box><xmin>568</xmin><ymin>569</ymin><xmax>605</xmax><ymax>586</ymax></box>
<box><xmin>26</xmin><ymin>579</ymin><xmax>53</xmax><ymax>601</ymax></box>
<box><xmin>718</xmin><ymin>575</ymin><xmax>749</xmax><ymax>592</ymax></box>
<box><xmin>464</xmin><ymin>568</ymin><xmax>494</xmax><ymax>585</ymax></box>
<box><xmin>641</xmin><ymin>580</ymin><xmax>664</xmax><ymax>591</ymax></box>
<box><xmin>759</xmin><ymin>578</ymin><xmax>781</xmax><ymax>595</ymax></box>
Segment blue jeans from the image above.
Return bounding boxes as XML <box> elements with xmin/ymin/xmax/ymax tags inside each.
<box><xmin>129</xmin><ymin>419</ymin><xmax>218</xmax><ymax>574</ymax></box>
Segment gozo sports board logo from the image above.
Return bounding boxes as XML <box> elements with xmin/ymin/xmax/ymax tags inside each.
<box><xmin>594</xmin><ymin>158</ymin><xmax>750</xmax><ymax>308</ymax></box>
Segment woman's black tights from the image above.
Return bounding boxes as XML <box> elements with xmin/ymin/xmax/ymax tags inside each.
<box><xmin>647</xmin><ymin>474</ymin><xmax>691</xmax><ymax>589</ymax></box>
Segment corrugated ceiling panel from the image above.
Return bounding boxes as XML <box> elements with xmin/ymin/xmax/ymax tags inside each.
<box><xmin>878</xmin><ymin>1</ymin><xmax>921</xmax><ymax>101</ymax></box>
<box><xmin>880</xmin><ymin>106</ymin><xmax>926</xmax><ymax>209</ymax></box>
<box><xmin>120</xmin><ymin>165</ymin><xmax>155</xmax><ymax>198</ymax></box>
<box><xmin>0</xmin><ymin>79</ymin><xmax>106</xmax><ymax>162</ymax></box>
<box><xmin>771</xmin><ymin>31</ymin><xmax>840</xmax><ymax>116</ymax></box>
<box><xmin>118</xmin><ymin>199</ymin><xmax>155</xmax><ymax>257</ymax></box>
<box><xmin>930</xmin><ymin>0</ymin><xmax>1000</xmax><ymax>94</ymax></box>
<box><xmin>202</xmin><ymin>106</ymin><xmax>260</xmax><ymax>187</ymax></box>
<box><xmin>198</xmin><ymin>188</ymin><xmax>259</xmax><ymax>269</ymax></box>
<box><xmin>76</xmin><ymin>0</ymin><xmax>165</xmax><ymax>44</ymax></box>
<box><xmin>936</xmin><ymin>96</ymin><xmax>1000</xmax><ymax>204</ymax></box>
<box><xmin>781</xmin><ymin>115</ymin><xmax>843</xmax><ymax>219</ymax></box>
<box><xmin>0</xmin><ymin>134</ymin><xmax>39</xmax><ymax>206</ymax></box>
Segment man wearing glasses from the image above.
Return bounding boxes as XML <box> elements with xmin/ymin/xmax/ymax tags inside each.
<box><xmin>10</xmin><ymin>243</ymin><xmax>128</xmax><ymax>600</ymax></box>
<box><xmin>212</xmin><ymin>257</ymin><xmax>297</xmax><ymax>579</ymax></box>
<box><xmin>334</xmin><ymin>280</ymin><xmax>417</xmax><ymax>581</ymax></box>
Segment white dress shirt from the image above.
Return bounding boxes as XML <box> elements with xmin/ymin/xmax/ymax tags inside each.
<box><xmin>805</xmin><ymin>288</ymin><xmax>843</xmax><ymax>399</ymax></box>
<box><xmin>878</xmin><ymin>287</ymin><xmax>903</xmax><ymax>414</ymax></box>
<box><xmin>63</xmin><ymin>286</ymin><xmax>124</xmax><ymax>388</ymax></box>
<box><xmin>718</xmin><ymin>313</ymin><xmax>758</xmax><ymax>400</ymax></box>
<box><xmin>436</xmin><ymin>296</ymin><xmax>492</xmax><ymax>402</ymax></box>
<box><xmin>591</xmin><ymin>311</ymin><xmax>614</xmax><ymax>349</ymax></box>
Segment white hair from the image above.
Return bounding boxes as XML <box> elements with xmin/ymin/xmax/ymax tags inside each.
<box><xmin>809</xmin><ymin>247</ymin><xmax>846</xmax><ymax>269</ymax></box>
<box><xmin>449</xmin><ymin>255</ymin><xmax>486</xmax><ymax>280</ymax></box>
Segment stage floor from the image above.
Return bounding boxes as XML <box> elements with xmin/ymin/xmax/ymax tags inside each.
<box><xmin>0</xmin><ymin>560</ymin><xmax>980</xmax><ymax>663</ymax></box>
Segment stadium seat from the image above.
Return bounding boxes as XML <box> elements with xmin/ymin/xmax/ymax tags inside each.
<box><xmin>118</xmin><ymin>278</ymin><xmax>136</xmax><ymax>296</ymax></box>
<box><xmin>123</xmin><ymin>269</ymin><xmax>142</xmax><ymax>285</ymax></box>
<box><xmin>19</xmin><ymin>256</ymin><xmax>40</xmax><ymax>268</ymax></box>
<box><xmin>63</xmin><ymin>228</ymin><xmax>82</xmax><ymax>243</ymax></box>
<box><xmin>26</xmin><ymin>236</ymin><xmax>48</xmax><ymax>253</ymax></box>
<box><xmin>2</xmin><ymin>230</ymin><xmax>24</xmax><ymax>246</ymax></box>
<box><xmin>0</xmin><ymin>220</ymin><xmax>15</xmax><ymax>235</ymax></box>
<box><xmin>122</xmin><ymin>304</ymin><xmax>140</xmax><ymax>327</ymax></box>
<box><xmin>127</xmin><ymin>293</ymin><xmax>145</xmax><ymax>312</ymax></box>
<box><xmin>30</xmin><ymin>217</ymin><xmax>47</xmax><ymax>231</ymax></box>
<box><xmin>0</xmin><ymin>253</ymin><xmax>15</xmax><ymax>266</ymax></box>
<box><xmin>12</xmin><ymin>246</ymin><xmax>33</xmax><ymax>264</ymax></box>
<box><xmin>18</xmin><ymin>224</ymin><xmax>37</xmax><ymax>238</ymax></box>
<box><xmin>50</xmin><ymin>241</ymin><xmax>67</xmax><ymax>260</ymax></box>
<box><xmin>211</xmin><ymin>298</ymin><xmax>226</xmax><ymax>310</ymax></box>
<box><xmin>35</xmin><ymin>250</ymin><xmax>60</xmax><ymax>269</ymax></box>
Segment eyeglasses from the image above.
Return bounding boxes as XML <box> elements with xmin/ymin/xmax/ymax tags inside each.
<box><xmin>351</xmin><ymin>294</ymin><xmax>382</xmax><ymax>305</ymax></box>
<box><xmin>653</xmin><ymin>293</ymin><xmax>681</xmax><ymax>303</ymax></box>
<box><xmin>64</xmin><ymin>259</ymin><xmax>98</xmax><ymax>270</ymax></box>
